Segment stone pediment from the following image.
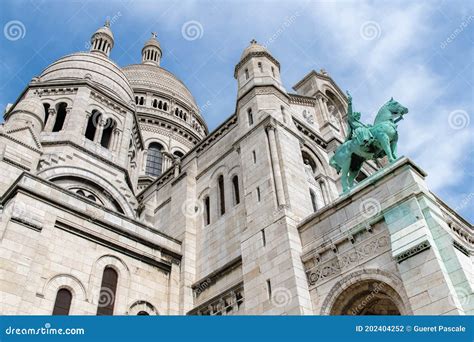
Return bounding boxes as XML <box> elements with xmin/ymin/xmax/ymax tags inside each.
<box><xmin>3</xmin><ymin>125</ymin><xmax>42</xmax><ymax>151</ymax></box>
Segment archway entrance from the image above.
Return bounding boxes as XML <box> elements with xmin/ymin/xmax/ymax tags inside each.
<box><xmin>330</xmin><ymin>280</ymin><xmax>402</xmax><ymax>315</ymax></box>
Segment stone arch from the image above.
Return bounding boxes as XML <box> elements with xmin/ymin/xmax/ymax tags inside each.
<box><xmin>89</xmin><ymin>254</ymin><xmax>131</xmax><ymax>315</ymax></box>
<box><xmin>52</xmin><ymin>97</ymin><xmax>73</xmax><ymax>108</ymax></box>
<box><xmin>127</xmin><ymin>300</ymin><xmax>159</xmax><ymax>315</ymax></box>
<box><xmin>320</xmin><ymin>269</ymin><xmax>412</xmax><ymax>315</ymax></box>
<box><xmin>301</xmin><ymin>144</ymin><xmax>330</xmax><ymax>176</ymax></box>
<box><xmin>42</xmin><ymin>274</ymin><xmax>88</xmax><ymax>315</ymax></box>
<box><xmin>37</xmin><ymin>166</ymin><xmax>134</xmax><ymax>217</ymax></box>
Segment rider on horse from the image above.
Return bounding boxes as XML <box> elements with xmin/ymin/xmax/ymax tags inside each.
<box><xmin>345</xmin><ymin>91</ymin><xmax>373</xmax><ymax>147</ymax></box>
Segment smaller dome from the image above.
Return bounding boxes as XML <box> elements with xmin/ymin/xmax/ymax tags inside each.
<box><xmin>10</xmin><ymin>97</ymin><xmax>45</xmax><ymax>122</ymax></box>
<box><xmin>240</xmin><ymin>39</ymin><xmax>268</xmax><ymax>59</ymax></box>
<box><xmin>92</xmin><ymin>20</ymin><xmax>114</xmax><ymax>40</ymax></box>
<box><xmin>143</xmin><ymin>33</ymin><xmax>161</xmax><ymax>51</ymax></box>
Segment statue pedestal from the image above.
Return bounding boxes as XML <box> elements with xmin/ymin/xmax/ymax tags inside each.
<box><xmin>298</xmin><ymin>157</ymin><xmax>471</xmax><ymax>315</ymax></box>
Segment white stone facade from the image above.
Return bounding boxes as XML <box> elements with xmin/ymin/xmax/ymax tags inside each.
<box><xmin>0</xmin><ymin>23</ymin><xmax>472</xmax><ymax>316</ymax></box>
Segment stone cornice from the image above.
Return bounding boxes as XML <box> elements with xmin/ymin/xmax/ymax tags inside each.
<box><xmin>395</xmin><ymin>240</ymin><xmax>431</xmax><ymax>263</ymax></box>
<box><xmin>288</xmin><ymin>93</ymin><xmax>317</xmax><ymax>106</ymax></box>
<box><xmin>293</xmin><ymin>117</ymin><xmax>328</xmax><ymax>149</ymax></box>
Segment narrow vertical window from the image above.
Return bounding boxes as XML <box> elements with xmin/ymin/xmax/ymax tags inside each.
<box><xmin>256</xmin><ymin>187</ymin><xmax>261</xmax><ymax>202</ymax></box>
<box><xmin>146</xmin><ymin>143</ymin><xmax>163</xmax><ymax>177</ymax></box>
<box><xmin>258</xmin><ymin>62</ymin><xmax>263</xmax><ymax>73</ymax></box>
<box><xmin>310</xmin><ymin>189</ymin><xmax>317</xmax><ymax>212</ymax></box>
<box><xmin>271</xmin><ymin>66</ymin><xmax>275</xmax><ymax>77</ymax></box>
<box><xmin>100</xmin><ymin>118</ymin><xmax>115</xmax><ymax>149</ymax></box>
<box><xmin>266</xmin><ymin>279</ymin><xmax>272</xmax><ymax>300</ymax></box>
<box><xmin>252</xmin><ymin>150</ymin><xmax>257</xmax><ymax>163</ymax></box>
<box><xmin>97</xmin><ymin>267</ymin><xmax>118</xmax><ymax>316</ymax></box>
<box><xmin>245</xmin><ymin>68</ymin><xmax>249</xmax><ymax>79</ymax></box>
<box><xmin>247</xmin><ymin>108</ymin><xmax>253</xmax><ymax>126</ymax></box>
<box><xmin>52</xmin><ymin>102</ymin><xmax>67</xmax><ymax>132</ymax></box>
<box><xmin>261</xmin><ymin>229</ymin><xmax>266</xmax><ymax>247</ymax></box>
<box><xmin>281</xmin><ymin>105</ymin><xmax>287</xmax><ymax>123</ymax></box>
<box><xmin>204</xmin><ymin>196</ymin><xmax>210</xmax><ymax>225</ymax></box>
<box><xmin>43</xmin><ymin>103</ymin><xmax>50</xmax><ymax>127</ymax></box>
<box><xmin>218</xmin><ymin>175</ymin><xmax>225</xmax><ymax>215</ymax></box>
<box><xmin>85</xmin><ymin>110</ymin><xmax>100</xmax><ymax>141</ymax></box>
<box><xmin>232</xmin><ymin>175</ymin><xmax>240</xmax><ymax>205</ymax></box>
<box><xmin>52</xmin><ymin>288</ymin><xmax>72</xmax><ymax>315</ymax></box>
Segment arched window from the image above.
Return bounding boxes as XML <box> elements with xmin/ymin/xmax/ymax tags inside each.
<box><xmin>52</xmin><ymin>288</ymin><xmax>72</xmax><ymax>315</ymax></box>
<box><xmin>310</xmin><ymin>189</ymin><xmax>317</xmax><ymax>212</ymax></box>
<box><xmin>43</xmin><ymin>103</ymin><xmax>50</xmax><ymax>128</ymax></box>
<box><xmin>247</xmin><ymin>108</ymin><xmax>253</xmax><ymax>126</ymax></box>
<box><xmin>258</xmin><ymin>62</ymin><xmax>263</xmax><ymax>73</ymax></box>
<box><xmin>139</xmin><ymin>97</ymin><xmax>144</xmax><ymax>106</ymax></box>
<box><xmin>137</xmin><ymin>311</ymin><xmax>149</xmax><ymax>315</ymax></box>
<box><xmin>245</xmin><ymin>68</ymin><xmax>249</xmax><ymax>79</ymax></box>
<box><xmin>76</xmin><ymin>189</ymin><xmax>86</xmax><ymax>197</ymax></box>
<box><xmin>203</xmin><ymin>196</ymin><xmax>210</xmax><ymax>225</ymax></box>
<box><xmin>152</xmin><ymin>99</ymin><xmax>157</xmax><ymax>108</ymax></box>
<box><xmin>85</xmin><ymin>110</ymin><xmax>100</xmax><ymax>141</ymax></box>
<box><xmin>218</xmin><ymin>175</ymin><xmax>225</xmax><ymax>215</ymax></box>
<box><xmin>135</xmin><ymin>96</ymin><xmax>139</xmax><ymax>105</ymax></box>
<box><xmin>52</xmin><ymin>102</ymin><xmax>67</xmax><ymax>132</ymax></box>
<box><xmin>163</xmin><ymin>103</ymin><xmax>168</xmax><ymax>111</ymax></box>
<box><xmin>145</xmin><ymin>143</ymin><xmax>163</xmax><ymax>177</ymax></box>
<box><xmin>100</xmin><ymin>118</ymin><xmax>115</xmax><ymax>149</ymax></box>
<box><xmin>97</xmin><ymin>267</ymin><xmax>118</xmax><ymax>316</ymax></box>
<box><xmin>158</xmin><ymin>101</ymin><xmax>163</xmax><ymax>110</ymax></box>
<box><xmin>232</xmin><ymin>175</ymin><xmax>240</xmax><ymax>205</ymax></box>
<box><xmin>175</xmin><ymin>108</ymin><xmax>179</xmax><ymax>116</ymax></box>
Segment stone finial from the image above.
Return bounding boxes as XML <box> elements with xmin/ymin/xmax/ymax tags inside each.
<box><xmin>105</xmin><ymin>19</ymin><xmax>111</xmax><ymax>27</ymax></box>
<box><xmin>250</xmin><ymin>39</ymin><xmax>257</xmax><ymax>44</ymax></box>
<box><xmin>151</xmin><ymin>32</ymin><xmax>157</xmax><ymax>39</ymax></box>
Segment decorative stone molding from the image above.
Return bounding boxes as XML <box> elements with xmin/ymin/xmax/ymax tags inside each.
<box><xmin>34</xmin><ymin>87</ymin><xmax>78</xmax><ymax>97</ymax></box>
<box><xmin>189</xmin><ymin>282</ymin><xmax>244</xmax><ymax>316</ymax></box>
<box><xmin>394</xmin><ymin>240</ymin><xmax>431</xmax><ymax>263</ymax></box>
<box><xmin>288</xmin><ymin>93</ymin><xmax>317</xmax><ymax>106</ymax></box>
<box><xmin>293</xmin><ymin>117</ymin><xmax>327</xmax><ymax>148</ymax></box>
<box><xmin>192</xmin><ymin>256</ymin><xmax>242</xmax><ymax>298</ymax></box>
<box><xmin>305</xmin><ymin>232</ymin><xmax>390</xmax><ymax>287</ymax></box>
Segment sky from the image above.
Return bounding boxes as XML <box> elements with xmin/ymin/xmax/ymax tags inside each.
<box><xmin>1</xmin><ymin>0</ymin><xmax>473</xmax><ymax>221</ymax></box>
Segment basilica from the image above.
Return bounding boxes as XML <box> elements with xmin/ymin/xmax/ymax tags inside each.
<box><xmin>0</xmin><ymin>21</ymin><xmax>472</xmax><ymax>315</ymax></box>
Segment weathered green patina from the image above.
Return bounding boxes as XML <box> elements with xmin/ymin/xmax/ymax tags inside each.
<box><xmin>329</xmin><ymin>92</ymin><xmax>408</xmax><ymax>193</ymax></box>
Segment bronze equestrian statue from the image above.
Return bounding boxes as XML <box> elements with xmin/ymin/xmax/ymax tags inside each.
<box><xmin>330</xmin><ymin>92</ymin><xmax>408</xmax><ymax>193</ymax></box>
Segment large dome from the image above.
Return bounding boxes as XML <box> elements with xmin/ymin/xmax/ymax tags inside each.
<box><xmin>122</xmin><ymin>64</ymin><xmax>200</xmax><ymax>115</ymax></box>
<box><xmin>39</xmin><ymin>52</ymin><xmax>134</xmax><ymax>103</ymax></box>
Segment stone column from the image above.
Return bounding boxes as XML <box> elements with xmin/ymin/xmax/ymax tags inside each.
<box><xmin>63</xmin><ymin>107</ymin><xmax>72</xmax><ymax>130</ymax></box>
<box><xmin>112</xmin><ymin>128</ymin><xmax>121</xmax><ymax>152</ymax></box>
<box><xmin>266</xmin><ymin>123</ymin><xmax>286</xmax><ymax>207</ymax></box>
<box><xmin>94</xmin><ymin>119</ymin><xmax>105</xmax><ymax>144</ymax></box>
<box><xmin>44</xmin><ymin>108</ymin><xmax>56</xmax><ymax>132</ymax></box>
<box><xmin>316</xmin><ymin>95</ymin><xmax>328</xmax><ymax>122</ymax></box>
<box><xmin>82</xmin><ymin>112</ymin><xmax>91</xmax><ymax>136</ymax></box>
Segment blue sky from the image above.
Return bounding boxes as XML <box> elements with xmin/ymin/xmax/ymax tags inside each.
<box><xmin>1</xmin><ymin>0</ymin><xmax>473</xmax><ymax>221</ymax></box>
